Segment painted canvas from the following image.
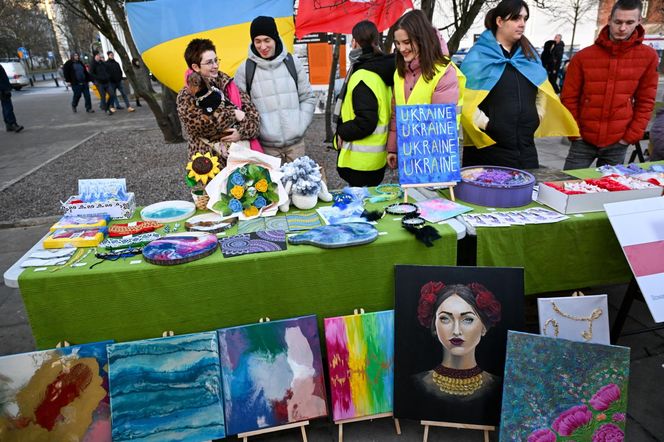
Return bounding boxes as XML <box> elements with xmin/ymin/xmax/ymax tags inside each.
<box><xmin>217</xmin><ymin>315</ymin><xmax>328</xmax><ymax>435</ymax></box>
<box><xmin>107</xmin><ymin>332</ymin><xmax>225</xmax><ymax>441</ymax></box>
<box><xmin>500</xmin><ymin>331</ymin><xmax>630</xmax><ymax>441</ymax></box>
<box><xmin>0</xmin><ymin>341</ymin><xmax>112</xmax><ymax>441</ymax></box>
<box><xmin>394</xmin><ymin>265</ymin><xmax>525</xmax><ymax>426</ymax></box>
<box><xmin>537</xmin><ymin>294</ymin><xmax>610</xmax><ymax>344</ymax></box>
<box><xmin>324</xmin><ymin>310</ymin><xmax>394</xmax><ymax>421</ymax></box>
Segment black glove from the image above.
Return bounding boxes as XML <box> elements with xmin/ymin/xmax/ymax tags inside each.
<box><xmin>1</xmin><ymin>90</ymin><xmax>11</xmax><ymax>100</ymax></box>
<box><xmin>195</xmin><ymin>85</ymin><xmax>221</xmax><ymax>115</ymax></box>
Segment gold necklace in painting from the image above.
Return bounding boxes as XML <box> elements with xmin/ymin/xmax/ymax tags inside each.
<box><xmin>432</xmin><ymin>365</ymin><xmax>483</xmax><ymax>396</ymax></box>
<box><xmin>543</xmin><ymin>301</ymin><xmax>603</xmax><ymax>341</ymax></box>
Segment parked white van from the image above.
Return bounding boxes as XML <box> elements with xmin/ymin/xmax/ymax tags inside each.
<box><xmin>0</xmin><ymin>62</ymin><xmax>30</xmax><ymax>90</ymax></box>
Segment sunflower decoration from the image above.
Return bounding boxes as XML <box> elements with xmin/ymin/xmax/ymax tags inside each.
<box><xmin>185</xmin><ymin>152</ymin><xmax>221</xmax><ymax>186</ymax></box>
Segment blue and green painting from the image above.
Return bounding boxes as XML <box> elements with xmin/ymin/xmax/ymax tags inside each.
<box><xmin>500</xmin><ymin>331</ymin><xmax>630</xmax><ymax>442</ymax></box>
<box><xmin>107</xmin><ymin>332</ymin><xmax>225</xmax><ymax>441</ymax></box>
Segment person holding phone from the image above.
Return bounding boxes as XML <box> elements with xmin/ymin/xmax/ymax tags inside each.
<box><xmin>177</xmin><ymin>38</ymin><xmax>260</xmax><ymax>165</ymax></box>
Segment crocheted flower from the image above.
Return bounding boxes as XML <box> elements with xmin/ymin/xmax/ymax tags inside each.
<box><xmin>186</xmin><ymin>152</ymin><xmax>221</xmax><ymax>185</ymax></box>
<box><xmin>230</xmin><ymin>185</ymin><xmax>245</xmax><ymax>199</ymax></box>
<box><xmin>417</xmin><ymin>281</ymin><xmax>445</xmax><ymax>327</ymax></box>
<box><xmin>254</xmin><ymin>196</ymin><xmax>267</xmax><ymax>209</ymax></box>
<box><xmin>552</xmin><ymin>405</ymin><xmax>592</xmax><ymax>436</ymax></box>
<box><xmin>527</xmin><ymin>429</ymin><xmax>557</xmax><ymax>442</ymax></box>
<box><xmin>591</xmin><ymin>423</ymin><xmax>624</xmax><ymax>442</ymax></box>
<box><xmin>255</xmin><ymin>179</ymin><xmax>268</xmax><ymax>192</ymax></box>
<box><xmin>230</xmin><ymin>172</ymin><xmax>245</xmax><ymax>186</ymax></box>
<box><xmin>243</xmin><ymin>205</ymin><xmax>259</xmax><ymax>217</ymax></box>
<box><xmin>228</xmin><ymin>199</ymin><xmax>242</xmax><ymax>213</ymax></box>
<box><xmin>590</xmin><ymin>384</ymin><xmax>621</xmax><ymax>411</ymax></box>
<box><xmin>469</xmin><ymin>282</ymin><xmax>502</xmax><ymax>327</ymax></box>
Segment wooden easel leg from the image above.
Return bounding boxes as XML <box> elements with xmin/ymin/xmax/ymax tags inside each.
<box><xmin>422</xmin><ymin>424</ymin><xmax>429</xmax><ymax>442</ymax></box>
<box><xmin>242</xmin><ymin>437</ymin><xmax>247</xmax><ymax>442</ymax></box>
<box><xmin>484</xmin><ymin>429</ymin><xmax>490</xmax><ymax>442</ymax></box>
<box><xmin>448</xmin><ymin>185</ymin><xmax>455</xmax><ymax>201</ymax></box>
<box><xmin>338</xmin><ymin>423</ymin><xmax>343</xmax><ymax>442</ymax></box>
<box><xmin>394</xmin><ymin>418</ymin><xmax>402</xmax><ymax>435</ymax></box>
<box><xmin>301</xmin><ymin>424</ymin><xmax>308</xmax><ymax>442</ymax></box>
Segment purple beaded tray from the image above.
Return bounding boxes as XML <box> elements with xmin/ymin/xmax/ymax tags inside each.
<box><xmin>455</xmin><ymin>166</ymin><xmax>535</xmax><ymax>208</ymax></box>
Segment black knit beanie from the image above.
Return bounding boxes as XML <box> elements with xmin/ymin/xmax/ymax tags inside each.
<box><xmin>250</xmin><ymin>16</ymin><xmax>279</xmax><ymax>41</ymax></box>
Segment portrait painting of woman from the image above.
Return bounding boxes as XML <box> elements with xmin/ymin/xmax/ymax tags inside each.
<box><xmin>394</xmin><ymin>265</ymin><xmax>524</xmax><ymax>426</ymax></box>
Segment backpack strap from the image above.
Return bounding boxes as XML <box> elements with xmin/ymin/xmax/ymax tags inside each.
<box><xmin>245</xmin><ymin>59</ymin><xmax>257</xmax><ymax>96</ymax></box>
<box><xmin>245</xmin><ymin>54</ymin><xmax>299</xmax><ymax>96</ymax></box>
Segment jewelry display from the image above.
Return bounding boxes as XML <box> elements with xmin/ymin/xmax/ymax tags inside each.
<box><xmin>549</xmin><ymin>301</ymin><xmax>603</xmax><ymax>341</ymax></box>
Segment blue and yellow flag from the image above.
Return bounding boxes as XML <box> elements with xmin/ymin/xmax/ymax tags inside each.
<box><xmin>126</xmin><ymin>0</ymin><xmax>294</xmax><ymax>92</ymax></box>
<box><xmin>460</xmin><ymin>29</ymin><xmax>578</xmax><ymax>148</ymax></box>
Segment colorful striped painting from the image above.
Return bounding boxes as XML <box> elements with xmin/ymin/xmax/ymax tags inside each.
<box><xmin>324</xmin><ymin>310</ymin><xmax>394</xmax><ymax>421</ymax></box>
<box><xmin>217</xmin><ymin>315</ymin><xmax>327</xmax><ymax>435</ymax></box>
<box><xmin>107</xmin><ymin>332</ymin><xmax>225</xmax><ymax>441</ymax></box>
<box><xmin>0</xmin><ymin>341</ymin><xmax>113</xmax><ymax>441</ymax></box>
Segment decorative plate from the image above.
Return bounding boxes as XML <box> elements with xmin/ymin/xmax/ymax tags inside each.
<box><xmin>288</xmin><ymin>222</ymin><xmax>378</xmax><ymax>249</ymax></box>
<box><xmin>385</xmin><ymin>202</ymin><xmax>419</xmax><ymax>216</ymax></box>
<box><xmin>185</xmin><ymin>213</ymin><xmax>236</xmax><ymax>234</ymax></box>
<box><xmin>142</xmin><ymin>232</ymin><xmax>218</xmax><ymax>265</ymax></box>
<box><xmin>141</xmin><ymin>201</ymin><xmax>196</xmax><ymax>223</ymax></box>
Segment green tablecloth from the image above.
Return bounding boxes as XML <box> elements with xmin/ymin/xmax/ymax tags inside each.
<box><xmin>565</xmin><ymin>161</ymin><xmax>664</xmax><ymax>179</ymax></box>
<box><xmin>19</xmin><ymin>203</ymin><xmax>457</xmax><ymax>349</ymax></box>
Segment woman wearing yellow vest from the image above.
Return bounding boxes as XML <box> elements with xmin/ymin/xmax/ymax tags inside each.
<box><xmin>335</xmin><ymin>21</ymin><xmax>395</xmax><ymax>187</ymax></box>
<box><xmin>386</xmin><ymin>10</ymin><xmax>464</xmax><ymax>170</ymax></box>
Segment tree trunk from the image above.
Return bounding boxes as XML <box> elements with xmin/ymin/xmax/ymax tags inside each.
<box><xmin>569</xmin><ymin>11</ymin><xmax>578</xmax><ymax>58</ymax></box>
<box><xmin>161</xmin><ymin>85</ymin><xmax>182</xmax><ymax>139</ymax></box>
<box><xmin>447</xmin><ymin>0</ymin><xmax>486</xmax><ymax>54</ymax></box>
<box><xmin>325</xmin><ymin>33</ymin><xmax>341</xmax><ymax>143</ymax></box>
<box><xmin>421</xmin><ymin>0</ymin><xmax>435</xmax><ymax>22</ymax></box>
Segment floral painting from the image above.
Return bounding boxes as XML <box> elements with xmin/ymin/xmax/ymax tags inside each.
<box><xmin>500</xmin><ymin>331</ymin><xmax>630</xmax><ymax>442</ymax></box>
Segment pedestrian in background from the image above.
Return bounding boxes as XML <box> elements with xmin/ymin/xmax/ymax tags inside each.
<box><xmin>90</xmin><ymin>51</ymin><xmax>114</xmax><ymax>115</ymax></box>
<box><xmin>541</xmin><ymin>34</ymin><xmax>564</xmax><ymax>93</ymax></box>
<box><xmin>106</xmin><ymin>51</ymin><xmax>135</xmax><ymax>112</ymax></box>
<box><xmin>0</xmin><ymin>64</ymin><xmax>24</xmax><ymax>133</ymax></box>
<box><xmin>62</xmin><ymin>52</ymin><xmax>94</xmax><ymax>113</ymax></box>
<box><xmin>561</xmin><ymin>0</ymin><xmax>658</xmax><ymax>169</ymax></box>
<box><xmin>131</xmin><ymin>58</ymin><xmax>143</xmax><ymax>107</ymax></box>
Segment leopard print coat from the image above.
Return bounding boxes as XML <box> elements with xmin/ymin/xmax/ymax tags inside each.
<box><xmin>176</xmin><ymin>72</ymin><xmax>260</xmax><ymax>164</ymax></box>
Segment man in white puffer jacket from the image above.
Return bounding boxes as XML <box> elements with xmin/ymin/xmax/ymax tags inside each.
<box><xmin>235</xmin><ymin>16</ymin><xmax>316</xmax><ymax>163</ymax></box>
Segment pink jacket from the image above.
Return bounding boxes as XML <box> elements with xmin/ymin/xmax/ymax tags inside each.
<box><xmin>387</xmin><ymin>58</ymin><xmax>460</xmax><ymax>153</ymax></box>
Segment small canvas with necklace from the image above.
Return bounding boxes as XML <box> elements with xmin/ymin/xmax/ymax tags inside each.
<box><xmin>537</xmin><ymin>294</ymin><xmax>610</xmax><ymax>345</ymax></box>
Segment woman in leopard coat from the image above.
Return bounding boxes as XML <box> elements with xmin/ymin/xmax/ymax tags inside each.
<box><xmin>176</xmin><ymin>38</ymin><xmax>260</xmax><ymax>165</ymax></box>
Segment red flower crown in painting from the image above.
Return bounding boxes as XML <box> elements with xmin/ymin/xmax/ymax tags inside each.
<box><xmin>417</xmin><ymin>281</ymin><xmax>502</xmax><ymax>328</ymax></box>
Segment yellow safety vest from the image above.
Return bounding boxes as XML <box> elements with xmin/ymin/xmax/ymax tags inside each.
<box><xmin>394</xmin><ymin>61</ymin><xmax>465</xmax><ymax>126</ymax></box>
<box><xmin>336</xmin><ymin>69</ymin><xmax>392</xmax><ymax>171</ymax></box>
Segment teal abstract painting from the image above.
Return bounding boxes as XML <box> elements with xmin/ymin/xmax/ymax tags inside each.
<box><xmin>500</xmin><ymin>332</ymin><xmax>630</xmax><ymax>442</ymax></box>
<box><xmin>107</xmin><ymin>332</ymin><xmax>225</xmax><ymax>441</ymax></box>
<box><xmin>217</xmin><ymin>315</ymin><xmax>328</xmax><ymax>435</ymax></box>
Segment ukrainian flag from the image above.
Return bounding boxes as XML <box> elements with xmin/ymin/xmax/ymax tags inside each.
<box><xmin>460</xmin><ymin>29</ymin><xmax>579</xmax><ymax>148</ymax></box>
<box><xmin>126</xmin><ymin>0</ymin><xmax>294</xmax><ymax>92</ymax></box>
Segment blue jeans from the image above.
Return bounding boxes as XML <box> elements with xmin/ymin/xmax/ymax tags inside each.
<box><xmin>71</xmin><ymin>83</ymin><xmax>92</xmax><ymax>111</ymax></box>
<box><xmin>1</xmin><ymin>92</ymin><xmax>17</xmax><ymax>127</ymax></box>
<box><xmin>110</xmin><ymin>81</ymin><xmax>130</xmax><ymax>108</ymax></box>
<box><xmin>563</xmin><ymin>139</ymin><xmax>628</xmax><ymax>170</ymax></box>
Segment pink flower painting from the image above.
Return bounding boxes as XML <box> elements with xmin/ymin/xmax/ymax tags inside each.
<box><xmin>527</xmin><ymin>428</ymin><xmax>557</xmax><ymax>442</ymax></box>
<box><xmin>592</xmin><ymin>423</ymin><xmax>624</xmax><ymax>442</ymax></box>
<box><xmin>590</xmin><ymin>384</ymin><xmax>621</xmax><ymax>411</ymax></box>
<box><xmin>551</xmin><ymin>405</ymin><xmax>592</xmax><ymax>436</ymax></box>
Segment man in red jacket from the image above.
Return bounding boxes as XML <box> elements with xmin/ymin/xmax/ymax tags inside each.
<box><xmin>561</xmin><ymin>0</ymin><xmax>658</xmax><ymax>170</ymax></box>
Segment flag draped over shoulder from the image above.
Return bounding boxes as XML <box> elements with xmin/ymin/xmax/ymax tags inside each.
<box><xmin>125</xmin><ymin>0</ymin><xmax>294</xmax><ymax>92</ymax></box>
<box><xmin>460</xmin><ymin>29</ymin><xmax>579</xmax><ymax>148</ymax></box>
<box><xmin>295</xmin><ymin>0</ymin><xmax>413</xmax><ymax>38</ymax></box>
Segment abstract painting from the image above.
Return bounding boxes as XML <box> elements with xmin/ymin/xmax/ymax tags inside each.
<box><xmin>394</xmin><ymin>265</ymin><xmax>525</xmax><ymax>426</ymax></box>
<box><xmin>500</xmin><ymin>331</ymin><xmax>630</xmax><ymax>442</ymax></box>
<box><xmin>324</xmin><ymin>310</ymin><xmax>394</xmax><ymax>421</ymax></box>
<box><xmin>0</xmin><ymin>341</ymin><xmax>112</xmax><ymax>441</ymax></box>
<box><xmin>107</xmin><ymin>332</ymin><xmax>225</xmax><ymax>441</ymax></box>
<box><xmin>416</xmin><ymin>198</ymin><xmax>472</xmax><ymax>223</ymax></box>
<box><xmin>217</xmin><ymin>315</ymin><xmax>328</xmax><ymax>435</ymax></box>
<box><xmin>219</xmin><ymin>230</ymin><xmax>287</xmax><ymax>257</ymax></box>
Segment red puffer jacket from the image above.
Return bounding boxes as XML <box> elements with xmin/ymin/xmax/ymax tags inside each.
<box><xmin>561</xmin><ymin>25</ymin><xmax>658</xmax><ymax>147</ymax></box>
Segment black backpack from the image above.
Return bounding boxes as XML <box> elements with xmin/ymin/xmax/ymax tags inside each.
<box><xmin>245</xmin><ymin>53</ymin><xmax>298</xmax><ymax>96</ymax></box>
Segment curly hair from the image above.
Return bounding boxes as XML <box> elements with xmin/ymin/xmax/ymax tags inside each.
<box><xmin>417</xmin><ymin>281</ymin><xmax>502</xmax><ymax>335</ymax></box>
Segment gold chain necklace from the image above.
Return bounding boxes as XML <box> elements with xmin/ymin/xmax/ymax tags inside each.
<box><xmin>432</xmin><ymin>367</ymin><xmax>484</xmax><ymax>396</ymax></box>
<box><xmin>549</xmin><ymin>301</ymin><xmax>603</xmax><ymax>341</ymax></box>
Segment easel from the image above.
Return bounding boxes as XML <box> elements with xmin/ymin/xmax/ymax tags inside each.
<box><xmin>333</xmin><ymin>308</ymin><xmax>401</xmax><ymax>442</ymax></box>
<box><xmin>237</xmin><ymin>420</ymin><xmax>309</xmax><ymax>442</ymax></box>
<box><xmin>421</xmin><ymin>420</ymin><xmax>495</xmax><ymax>442</ymax></box>
<box><xmin>403</xmin><ymin>183</ymin><xmax>456</xmax><ymax>203</ymax></box>
<box><xmin>610</xmin><ymin>277</ymin><xmax>664</xmax><ymax>344</ymax></box>
<box><xmin>236</xmin><ymin>317</ymin><xmax>311</xmax><ymax>442</ymax></box>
